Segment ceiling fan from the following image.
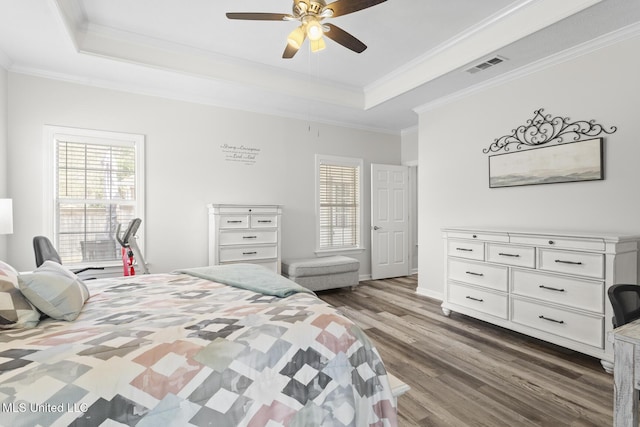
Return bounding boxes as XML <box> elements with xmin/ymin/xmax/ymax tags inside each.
<box><xmin>226</xmin><ymin>0</ymin><xmax>387</xmax><ymax>58</ymax></box>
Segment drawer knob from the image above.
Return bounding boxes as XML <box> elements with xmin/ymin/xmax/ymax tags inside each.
<box><xmin>548</xmin><ymin>240</ymin><xmax>555</xmax><ymax>245</ymax></box>
<box><xmin>258</xmin><ymin>220</ymin><xmax>272</xmax><ymax>223</ymax></box>
<box><xmin>243</xmin><ymin>251</ymin><xmax>258</xmax><ymax>255</ymax></box>
<box><xmin>465</xmin><ymin>271</ymin><xmax>484</xmax><ymax>277</ymax></box>
<box><xmin>227</xmin><ymin>220</ymin><xmax>243</xmax><ymax>224</ymax></box>
<box><xmin>539</xmin><ymin>285</ymin><xmax>566</xmax><ymax>292</ymax></box>
<box><xmin>539</xmin><ymin>315</ymin><xmax>564</xmax><ymax>324</ymax></box>
<box><xmin>472</xmin><ymin>234</ymin><xmax>477</xmax><ymax>238</ymax></box>
<box><xmin>243</xmin><ymin>236</ymin><xmax>258</xmax><ymax>239</ymax></box>
<box><xmin>456</xmin><ymin>247</ymin><xmax>473</xmax><ymax>252</ymax></box>
<box><xmin>466</xmin><ymin>296</ymin><xmax>484</xmax><ymax>302</ymax></box>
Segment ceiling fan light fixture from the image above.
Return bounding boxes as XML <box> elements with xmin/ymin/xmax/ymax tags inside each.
<box><xmin>310</xmin><ymin>37</ymin><xmax>326</xmax><ymax>52</ymax></box>
<box><xmin>287</xmin><ymin>26</ymin><xmax>305</xmax><ymax>49</ymax></box>
<box><xmin>226</xmin><ymin>0</ymin><xmax>385</xmax><ymax>58</ymax></box>
<box><xmin>306</xmin><ymin>18</ymin><xmax>324</xmax><ymax>41</ymax></box>
<box><xmin>319</xmin><ymin>8</ymin><xmax>333</xmax><ymax>18</ymax></box>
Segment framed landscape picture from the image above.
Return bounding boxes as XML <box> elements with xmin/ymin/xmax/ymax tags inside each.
<box><xmin>489</xmin><ymin>138</ymin><xmax>603</xmax><ymax>188</ymax></box>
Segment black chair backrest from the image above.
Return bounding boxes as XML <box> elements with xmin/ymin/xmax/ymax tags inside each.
<box><xmin>608</xmin><ymin>284</ymin><xmax>640</xmax><ymax>328</ymax></box>
<box><xmin>33</xmin><ymin>236</ymin><xmax>62</xmax><ymax>267</ymax></box>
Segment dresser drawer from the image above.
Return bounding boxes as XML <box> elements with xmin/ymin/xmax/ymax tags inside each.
<box><xmin>538</xmin><ymin>248</ymin><xmax>604</xmax><ymax>279</ymax></box>
<box><xmin>511</xmin><ymin>269</ymin><xmax>604</xmax><ymax>313</ymax></box>
<box><xmin>448</xmin><ymin>259</ymin><xmax>508</xmax><ymax>292</ymax></box>
<box><xmin>446</xmin><ymin>230</ymin><xmax>509</xmax><ymax>243</ymax></box>
<box><xmin>487</xmin><ymin>244</ymin><xmax>535</xmax><ymax>268</ymax></box>
<box><xmin>250</xmin><ymin>215</ymin><xmax>278</xmax><ymax>228</ymax></box>
<box><xmin>219</xmin><ymin>245</ymin><xmax>278</xmax><ymax>262</ymax></box>
<box><xmin>510</xmin><ymin>234</ymin><xmax>605</xmax><ymax>251</ymax></box>
<box><xmin>511</xmin><ymin>298</ymin><xmax>603</xmax><ymax>348</ymax></box>
<box><xmin>217</xmin><ymin>206</ymin><xmax>279</xmax><ymax>214</ymax></box>
<box><xmin>448</xmin><ymin>239</ymin><xmax>484</xmax><ymax>261</ymax></box>
<box><xmin>448</xmin><ymin>282</ymin><xmax>508</xmax><ymax>319</ymax></box>
<box><xmin>219</xmin><ymin>215</ymin><xmax>249</xmax><ymax>229</ymax></box>
<box><xmin>218</xmin><ymin>230</ymin><xmax>277</xmax><ymax>246</ymax></box>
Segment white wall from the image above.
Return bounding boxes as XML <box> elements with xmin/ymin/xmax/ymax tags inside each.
<box><xmin>0</xmin><ymin>67</ymin><xmax>7</xmax><ymax>259</ymax></box>
<box><xmin>7</xmin><ymin>73</ymin><xmax>401</xmax><ymax>273</ymax></box>
<box><xmin>401</xmin><ymin>127</ymin><xmax>418</xmax><ymax>165</ymax></box>
<box><xmin>418</xmin><ymin>35</ymin><xmax>640</xmax><ymax>298</ymax></box>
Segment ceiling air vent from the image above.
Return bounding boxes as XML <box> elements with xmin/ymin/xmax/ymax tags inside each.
<box><xmin>466</xmin><ymin>56</ymin><xmax>507</xmax><ymax>74</ymax></box>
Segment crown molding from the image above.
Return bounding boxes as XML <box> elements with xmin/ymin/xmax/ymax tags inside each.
<box><xmin>401</xmin><ymin>126</ymin><xmax>418</xmax><ymax>136</ymax></box>
<box><xmin>414</xmin><ymin>21</ymin><xmax>640</xmax><ymax>115</ymax></box>
<box><xmin>48</xmin><ymin>0</ymin><xmax>85</xmax><ymax>52</ymax></box>
<box><xmin>9</xmin><ymin>65</ymin><xmax>399</xmax><ymax>136</ymax></box>
<box><xmin>364</xmin><ymin>0</ymin><xmax>602</xmax><ymax>110</ymax></box>
<box><xmin>365</xmin><ymin>0</ymin><xmax>538</xmax><ymax>92</ymax></box>
<box><xmin>82</xmin><ymin>27</ymin><xmax>364</xmax><ymax>110</ymax></box>
<box><xmin>51</xmin><ymin>0</ymin><xmax>366</xmax><ymax>111</ymax></box>
<box><xmin>51</xmin><ymin>0</ymin><xmax>602</xmax><ymax>115</ymax></box>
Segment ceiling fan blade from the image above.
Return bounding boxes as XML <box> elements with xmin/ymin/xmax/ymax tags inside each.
<box><xmin>283</xmin><ymin>31</ymin><xmax>306</xmax><ymax>59</ymax></box>
<box><xmin>226</xmin><ymin>12</ymin><xmax>291</xmax><ymax>21</ymax></box>
<box><xmin>282</xmin><ymin>43</ymin><xmax>300</xmax><ymax>59</ymax></box>
<box><xmin>324</xmin><ymin>0</ymin><xmax>387</xmax><ymax>18</ymax></box>
<box><xmin>323</xmin><ymin>24</ymin><xmax>367</xmax><ymax>53</ymax></box>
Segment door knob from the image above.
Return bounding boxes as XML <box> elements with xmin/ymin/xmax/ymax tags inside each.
<box><xmin>373</xmin><ymin>226</ymin><xmax>381</xmax><ymax>230</ymax></box>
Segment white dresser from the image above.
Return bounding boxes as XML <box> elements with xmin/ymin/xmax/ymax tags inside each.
<box><xmin>442</xmin><ymin>227</ymin><xmax>640</xmax><ymax>371</ymax></box>
<box><xmin>208</xmin><ymin>204</ymin><xmax>282</xmax><ymax>273</ymax></box>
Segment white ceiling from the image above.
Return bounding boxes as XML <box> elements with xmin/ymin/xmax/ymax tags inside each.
<box><xmin>1</xmin><ymin>0</ymin><xmax>639</xmax><ymax>133</ymax></box>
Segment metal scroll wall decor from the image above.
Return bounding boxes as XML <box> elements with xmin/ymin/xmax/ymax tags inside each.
<box><xmin>483</xmin><ymin>108</ymin><xmax>617</xmax><ymax>154</ymax></box>
<box><xmin>485</xmin><ymin>108</ymin><xmax>617</xmax><ymax>188</ymax></box>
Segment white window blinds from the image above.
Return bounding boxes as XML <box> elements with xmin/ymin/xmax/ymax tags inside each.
<box><xmin>49</xmin><ymin>128</ymin><xmax>144</xmax><ymax>265</ymax></box>
<box><xmin>318</xmin><ymin>158</ymin><xmax>362</xmax><ymax>250</ymax></box>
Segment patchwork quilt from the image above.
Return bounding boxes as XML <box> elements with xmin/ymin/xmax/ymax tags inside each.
<box><xmin>0</xmin><ymin>272</ymin><xmax>397</xmax><ymax>427</ymax></box>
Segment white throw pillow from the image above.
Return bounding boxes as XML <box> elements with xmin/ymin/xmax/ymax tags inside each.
<box><xmin>19</xmin><ymin>261</ymin><xmax>90</xmax><ymax>321</ymax></box>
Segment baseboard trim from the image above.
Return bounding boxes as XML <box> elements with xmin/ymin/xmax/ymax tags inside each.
<box><xmin>416</xmin><ymin>286</ymin><xmax>443</xmax><ymax>301</ymax></box>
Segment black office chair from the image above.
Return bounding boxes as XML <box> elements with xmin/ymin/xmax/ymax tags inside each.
<box><xmin>608</xmin><ymin>284</ymin><xmax>640</xmax><ymax>328</ymax></box>
<box><xmin>33</xmin><ymin>236</ymin><xmax>104</xmax><ymax>276</ymax></box>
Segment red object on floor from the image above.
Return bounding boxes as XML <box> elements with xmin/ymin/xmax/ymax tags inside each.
<box><xmin>122</xmin><ymin>246</ymin><xmax>135</xmax><ymax>276</ymax></box>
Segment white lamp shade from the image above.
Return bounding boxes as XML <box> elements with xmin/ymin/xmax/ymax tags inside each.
<box><xmin>0</xmin><ymin>199</ymin><xmax>13</xmax><ymax>235</ymax></box>
<box><xmin>310</xmin><ymin>37</ymin><xmax>326</xmax><ymax>52</ymax></box>
<box><xmin>306</xmin><ymin>19</ymin><xmax>323</xmax><ymax>41</ymax></box>
<box><xmin>287</xmin><ymin>26</ymin><xmax>305</xmax><ymax>49</ymax></box>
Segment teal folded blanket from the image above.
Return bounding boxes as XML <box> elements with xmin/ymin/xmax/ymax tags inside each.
<box><xmin>175</xmin><ymin>263</ymin><xmax>314</xmax><ymax>298</ymax></box>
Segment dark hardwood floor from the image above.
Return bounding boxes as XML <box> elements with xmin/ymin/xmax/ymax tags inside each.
<box><xmin>316</xmin><ymin>275</ymin><xmax>613</xmax><ymax>427</ymax></box>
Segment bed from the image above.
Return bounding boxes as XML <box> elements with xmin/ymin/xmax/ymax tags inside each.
<box><xmin>0</xmin><ymin>261</ymin><xmax>397</xmax><ymax>426</ymax></box>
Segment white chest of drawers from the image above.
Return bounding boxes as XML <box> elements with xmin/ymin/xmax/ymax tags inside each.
<box><xmin>442</xmin><ymin>227</ymin><xmax>640</xmax><ymax>371</ymax></box>
<box><xmin>208</xmin><ymin>204</ymin><xmax>282</xmax><ymax>273</ymax></box>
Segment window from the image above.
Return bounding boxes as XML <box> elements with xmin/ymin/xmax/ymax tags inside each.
<box><xmin>316</xmin><ymin>155</ymin><xmax>363</xmax><ymax>252</ymax></box>
<box><xmin>44</xmin><ymin>126</ymin><xmax>145</xmax><ymax>266</ymax></box>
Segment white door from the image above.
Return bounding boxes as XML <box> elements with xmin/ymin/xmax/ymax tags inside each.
<box><xmin>371</xmin><ymin>164</ymin><xmax>409</xmax><ymax>280</ymax></box>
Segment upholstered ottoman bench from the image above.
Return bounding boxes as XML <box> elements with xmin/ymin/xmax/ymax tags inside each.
<box><xmin>282</xmin><ymin>256</ymin><xmax>360</xmax><ymax>291</ymax></box>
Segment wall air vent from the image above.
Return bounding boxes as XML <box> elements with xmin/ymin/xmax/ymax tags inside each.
<box><xmin>466</xmin><ymin>56</ymin><xmax>507</xmax><ymax>74</ymax></box>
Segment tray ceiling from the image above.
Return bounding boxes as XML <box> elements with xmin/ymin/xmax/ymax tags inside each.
<box><xmin>1</xmin><ymin>0</ymin><xmax>639</xmax><ymax>132</ymax></box>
